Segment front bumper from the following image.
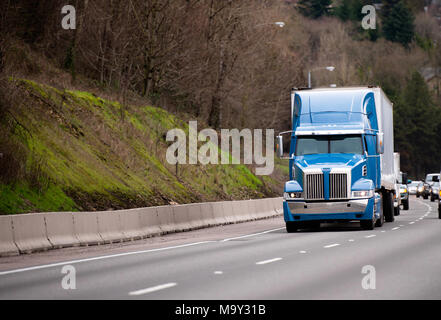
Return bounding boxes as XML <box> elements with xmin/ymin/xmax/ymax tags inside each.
<box><xmin>284</xmin><ymin>198</ymin><xmax>376</xmax><ymax>222</ymax></box>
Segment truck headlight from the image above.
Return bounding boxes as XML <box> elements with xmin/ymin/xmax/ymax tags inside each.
<box><xmin>351</xmin><ymin>190</ymin><xmax>374</xmax><ymax>199</ymax></box>
<box><xmin>284</xmin><ymin>192</ymin><xmax>303</xmax><ymax>200</ymax></box>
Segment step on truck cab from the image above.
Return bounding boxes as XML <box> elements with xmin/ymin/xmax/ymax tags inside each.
<box><xmin>276</xmin><ymin>87</ymin><xmax>397</xmax><ymax>232</ymax></box>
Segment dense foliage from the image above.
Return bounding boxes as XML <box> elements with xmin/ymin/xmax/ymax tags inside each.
<box><xmin>0</xmin><ymin>0</ymin><xmax>440</xmax><ymax>183</ymax></box>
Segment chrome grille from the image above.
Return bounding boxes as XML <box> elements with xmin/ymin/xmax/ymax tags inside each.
<box><xmin>305</xmin><ymin>173</ymin><xmax>324</xmax><ymax>200</ymax></box>
<box><xmin>329</xmin><ymin>173</ymin><xmax>348</xmax><ymax>199</ymax></box>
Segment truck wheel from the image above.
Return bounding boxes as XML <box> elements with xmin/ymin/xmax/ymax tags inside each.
<box><xmin>394</xmin><ymin>203</ymin><xmax>400</xmax><ymax>216</ymax></box>
<box><xmin>403</xmin><ymin>199</ymin><xmax>409</xmax><ymax>210</ymax></box>
<box><xmin>361</xmin><ymin>219</ymin><xmax>375</xmax><ymax>230</ymax></box>
<box><xmin>375</xmin><ymin>205</ymin><xmax>384</xmax><ymax>227</ymax></box>
<box><xmin>384</xmin><ymin>192</ymin><xmax>394</xmax><ymax>222</ymax></box>
<box><xmin>439</xmin><ymin>206</ymin><xmax>441</xmax><ymax>219</ymax></box>
<box><xmin>286</xmin><ymin>222</ymin><xmax>299</xmax><ymax>233</ymax></box>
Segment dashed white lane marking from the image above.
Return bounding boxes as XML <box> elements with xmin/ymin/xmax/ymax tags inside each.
<box><xmin>299</xmin><ymin>250</ymin><xmax>307</xmax><ymax>254</ymax></box>
<box><xmin>221</xmin><ymin>227</ymin><xmax>285</xmax><ymax>242</ymax></box>
<box><xmin>129</xmin><ymin>282</ymin><xmax>177</xmax><ymax>296</ymax></box>
<box><xmin>392</xmin><ymin>227</ymin><xmax>400</xmax><ymax>230</ymax></box>
<box><xmin>324</xmin><ymin>244</ymin><xmax>340</xmax><ymax>248</ymax></box>
<box><xmin>365</xmin><ymin>235</ymin><xmax>376</xmax><ymax>238</ymax></box>
<box><xmin>256</xmin><ymin>257</ymin><xmax>282</xmax><ymax>265</ymax></box>
<box><xmin>381</xmin><ymin>230</ymin><xmax>386</xmax><ymax>233</ymax></box>
<box><xmin>409</xmin><ymin>222</ymin><xmax>415</xmax><ymax>224</ymax></box>
<box><xmin>348</xmin><ymin>239</ymin><xmax>355</xmax><ymax>242</ymax></box>
<box><xmin>214</xmin><ymin>271</ymin><xmax>223</xmax><ymax>275</ymax></box>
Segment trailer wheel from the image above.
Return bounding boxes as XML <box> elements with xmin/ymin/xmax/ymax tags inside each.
<box><xmin>394</xmin><ymin>203</ymin><xmax>400</xmax><ymax>216</ymax></box>
<box><xmin>403</xmin><ymin>199</ymin><xmax>409</xmax><ymax>210</ymax></box>
<box><xmin>384</xmin><ymin>192</ymin><xmax>394</xmax><ymax>222</ymax></box>
<box><xmin>286</xmin><ymin>222</ymin><xmax>299</xmax><ymax>233</ymax></box>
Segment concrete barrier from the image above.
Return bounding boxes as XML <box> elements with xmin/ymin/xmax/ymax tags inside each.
<box><xmin>199</xmin><ymin>202</ymin><xmax>216</xmax><ymax>226</ymax></box>
<box><xmin>156</xmin><ymin>205</ymin><xmax>175</xmax><ymax>234</ymax></box>
<box><xmin>2</xmin><ymin>197</ymin><xmax>283</xmax><ymax>256</ymax></box>
<box><xmin>238</xmin><ymin>200</ymin><xmax>252</xmax><ymax>221</ymax></box>
<box><xmin>0</xmin><ymin>216</ymin><xmax>19</xmax><ymax>256</ymax></box>
<box><xmin>12</xmin><ymin>213</ymin><xmax>52</xmax><ymax>253</ymax></box>
<box><xmin>211</xmin><ymin>201</ymin><xmax>227</xmax><ymax>225</ymax></box>
<box><xmin>273</xmin><ymin>197</ymin><xmax>283</xmax><ymax>214</ymax></box>
<box><xmin>172</xmin><ymin>205</ymin><xmax>192</xmax><ymax>231</ymax></box>
<box><xmin>248</xmin><ymin>199</ymin><xmax>259</xmax><ymax>220</ymax></box>
<box><xmin>223</xmin><ymin>201</ymin><xmax>237</xmax><ymax>224</ymax></box>
<box><xmin>138</xmin><ymin>206</ymin><xmax>162</xmax><ymax>237</ymax></box>
<box><xmin>119</xmin><ymin>208</ymin><xmax>143</xmax><ymax>240</ymax></box>
<box><xmin>186</xmin><ymin>203</ymin><xmax>206</xmax><ymax>229</ymax></box>
<box><xmin>44</xmin><ymin>212</ymin><xmax>79</xmax><ymax>248</ymax></box>
<box><xmin>97</xmin><ymin>211</ymin><xmax>125</xmax><ymax>243</ymax></box>
<box><xmin>73</xmin><ymin>212</ymin><xmax>103</xmax><ymax>246</ymax></box>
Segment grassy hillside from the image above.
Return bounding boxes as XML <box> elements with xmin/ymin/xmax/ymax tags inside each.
<box><xmin>0</xmin><ymin>79</ymin><xmax>287</xmax><ymax>214</ymax></box>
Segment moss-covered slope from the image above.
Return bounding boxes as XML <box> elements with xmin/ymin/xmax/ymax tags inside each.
<box><xmin>0</xmin><ymin>79</ymin><xmax>286</xmax><ymax>214</ymax></box>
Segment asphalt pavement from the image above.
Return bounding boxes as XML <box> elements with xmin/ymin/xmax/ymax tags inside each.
<box><xmin>0</xmin><ymin>196</ymin><xmax>439</xmax><ymax>299</ymax></box>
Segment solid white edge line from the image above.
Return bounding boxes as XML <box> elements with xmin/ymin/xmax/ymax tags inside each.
<box><xmin>0</xmin><ymin>241</ymin><xmax>215</xmax><ymax>276</ymax></box>
<box><xmin>0</xmin><ymin>226</ymin><xmax>286</xmax><ymax>276</ymax></box>
<box><xmin>221</xmin><ymin>227</ymin><xmax>285</xmax><ymax>242</ymax></box>
<box><xmin>256</xmin><ymin>257</ymin><xmax>282</xmax><ymax>265</ymax></box>
<box><xmin>129</xmin><ymin>282</ymin><xmax>177</xmax><ymax>296</ymax></box>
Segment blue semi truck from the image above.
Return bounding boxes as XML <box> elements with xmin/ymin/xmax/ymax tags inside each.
<box><xmin>276</xmin><ymin>87</ymin><xmax>398</xmax><ymax>232</ymax></box>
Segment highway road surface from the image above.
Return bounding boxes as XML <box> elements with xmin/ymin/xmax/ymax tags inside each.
<box><xmin>0</xmin><ymin>196</ymin><xmax>440</xmax><ymax>299</ymax></box>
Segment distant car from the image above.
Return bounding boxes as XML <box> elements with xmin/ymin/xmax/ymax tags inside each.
<box><xmin>407</xmin><ymin>181</ymin><xmax>420</xmax><ymax>195</ymax></box>
<box><xmin>438</xmin><ymin>182</ymin><xmax>441</xmax><ymax>219</ymax></box>
<box><xmin>416</xmin><ymin>181</ymin><xmax>424</xmax><ymax>198</ymax></box>
<box><xmin>423</xmin><ymin>173</ymin><xmax>440</xmax><ymax>199</ymax></box>
<box><xmin>399</xmin><ymin>184</ymin><xmax>409</xmax><ymax>210</ymax></box>
<box><xmin>430</xmin><ymin>181</ymin><xmax>440</xmax><ymax>202</ymax></box>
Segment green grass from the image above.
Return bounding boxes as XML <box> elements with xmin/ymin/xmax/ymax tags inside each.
<box><xmin>0</xmin><ymin>79</ymin><xmax>285</xmax><ymax>214</ymax></box>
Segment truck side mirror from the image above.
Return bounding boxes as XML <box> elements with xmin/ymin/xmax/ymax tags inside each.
<box><xmin>276</xmin><ymin>135</ymin><xmax>284</xmax><ymax>158</ymax></box>
<box><xmin>377</xmin><ymin>132</ymin><xmax>384</xmax><ymax>154</ymax></box>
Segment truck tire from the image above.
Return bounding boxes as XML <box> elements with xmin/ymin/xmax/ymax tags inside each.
<box><xmin>384</xmin><ymin>191</ymin><xmax>394</xmax><ymax>222</ymax></box>
<box><xmin>403</xmin><ymin>199</ymin><xmax>409</xmax><ymax>210</ymax></box>
<box><xmin>375</xmin><ymin>212</ymin><xmax>384</xmax><ymax>227</ymax></box>
<box><xmin>394</xmin><ymin>203</ymin><xmax>400</xmax><ymax>216</ymax></box>
<box><xmin>439</xmin><ymin>206</ymin><xmax>441</xmax><ymax>219</ymax></box>
<box><xmin>286</xmin><ymin>222</ymin><xmax>299</xmax><ymax>233</ymax></box>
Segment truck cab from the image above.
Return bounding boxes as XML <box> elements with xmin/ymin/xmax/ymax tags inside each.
<box><xmin>277</xmin><ymin>87</ymin><xmax>397</xmax><ymax>232</ymax></box>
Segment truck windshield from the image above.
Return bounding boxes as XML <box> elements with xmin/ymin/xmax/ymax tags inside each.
<box><xmin>296</xmin><ymin>135</ymin><xmax>363</xmax><ymax>156</ymax></box>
